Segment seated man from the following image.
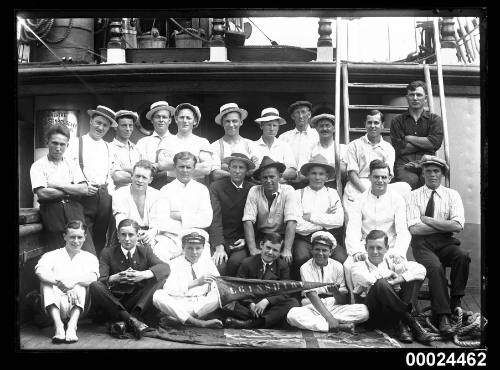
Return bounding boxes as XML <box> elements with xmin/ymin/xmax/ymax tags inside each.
<box><xmin>209</xmin><ymin>153</ymin><xmax>255</xmax><ymax>276</ymax></box>
<box><xmin>224</xmin><ymin>232</ymin><xmax>300</xmax><ymax>329</ymax></box>
<box><xmin>242</xmin><ymin>156</ymin><xmax>299</xmax><ymax>265</ymax></box>
<box><xmin>406</xmin><ymin>155</ymin><xmax>469</xmax><ymax>336</ymax></box>
<box><xmin>344</xmin><ymin>159</ymin><xmax>411</xmax><ymax>301</ymax></box>
<box><xmin>153</xmin><ymin>229</ymin><xmax>223</xmax><ymax>328</ymax></box>
<box><xmin>35</xmin><ymin>220</ymin><xmax>99</xmax><ymax>344</ymax></box>
<box><xmin>89</xmin><ymin>219</ymin><xmax>170</xmax><ymax>339</ymax></box>
<box><xmin>154</xmin><ymin>151</ymin><xmax>213</xmax><ymax>262</ymax></box>
<box><xmin>287</xmin><ymin>231</ymin><xmax>368</xmax><ymax>332</ymax></box>
<box><xmin>351</xmin><ymin>230</ymin><xmax>431</xmax><ymax>344</ymax></box>
<box><xmin>293</xmin><ymin>154</ymin><xmax>345</xmax><ymax>280</ymax></box>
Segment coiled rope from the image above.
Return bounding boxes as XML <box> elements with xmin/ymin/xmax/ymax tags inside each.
<box><xmin>19</xmin><ymin>18</ymin><xmax>73</xmax><ymax>44</ymax></box>
<box><xmin>417</xmin><ymin>306</ymin><xmax>486</xmax><ymax>347</ymax></box>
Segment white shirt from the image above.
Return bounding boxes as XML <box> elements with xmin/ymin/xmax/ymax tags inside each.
<box><xmin>252</xmin><ymin>137</ymin><xmax>297</xmax><ymax>170</ymax></box>
<box><xmin>295</xmin><ymin>186</ymin><xmax>344</xmax><ymax>236</ymax></box>
<box><xmin>345</xmin><ymin>188</ymin><xmax>411</xmax><ymax>257</ymax></box>
<box><xmin>300</xmin><ymin>258</ymin><xmax>348</xmax><ymax>297</ymax></box>
<box><xmin>406</xmin><ymin>184</ymin><xmax>465</xmax><ymax>230</ymax></box>
<box><xmin>30</xmin><ymin>155</ymin><xmax>87</xmax><ymax>191</ymax></box>
<box><xmin>67</xmin><ymin>134</ymin><xmax>113</xmax><ymax>186</ymax></box>
<box><xmin>279</xmin><ymin>126</ymin><xmax>319</xmax><ymax>169</ymax></box>
<box><xmin>112</xmin><ymin>184</ymin><xmax>161</xmax><ymax>228</ymax></box>
<box><xmin>210</xmin><ymin>136</ymin><xmax>259</xmax><ymax>170</ymax></box>
<box><xmin>351</xmin><ymin>257</ymin><xmax>426</xmax><ymax>297</ymax></box>
<box><xmin>154</xmin><ymin>179</ymin><xmax>213</xmax><ymax>238</ymax></box>
<box><xmin>162</xmin><ymin>254</ymin><xmax>220</xmax><ymax>297</ymax></box>
<box><xmin>135</xmin><ymin>131</ymin><xmax>173</xmax><ymax>163</ymax></box>
<box><xmin>35</xmin><ymin>247</ymin><xmax>99</xmax><ymax>282</ymax></box>
<box><xmin>109</xmin><ymin>138</ymin><xmax>142</xmax><ymax>175</ymax></box>
<box><xmin>120</xmin><ymin>245</ymin><xmax>137</xmax><ymax>259</ymax></box>
<box><xmin>308</xmin><ymin>141</ymin><xmax>347</xmax><ymax>169</ymax></box>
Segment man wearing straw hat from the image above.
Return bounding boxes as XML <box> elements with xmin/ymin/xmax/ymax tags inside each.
<box><xmin>210</xmin><ymin>103</ymin><xmax>259</xmax><ymax>181</ymax></box>
<box><xmin>67</xmin><ymin>105</ymin><xmax>117</xmax><ymax>257</ymax></box>
<box><xmin>208</xmin><ymin>153</ymin><xmax>255</xmax><ymax>276</ymax></box>
<box><xmin>252</xmin><ymin>107</ymin><xmax>298</xmax><ymax>183</ymax></box>
<box><xmin>157</xmin><ymin>103</ymin><xmax>213</xmax><ymax>184</ymax></box>
<box><xmin>109</xmin><ymin>110</ymin><xmax>142</xmax><ymax>190</ymax></box>
<box><xmin>286</xmin><ymin>231</ymin><xmax>368</xmax><ymax>332</ymax></box>
<box><xmin>406</xmin><ymin>155</ymin><xmax>469</xmax><ymax>336</ymax></box>
<box><xmin>293</xmin><ymin>154</ymin><xmax>346</xmax><ymax>280</ymax></box>
<box><xmin>135</xmin><ymin>101</ymin><xmax>176</xmax><ymax>189</ymax></box>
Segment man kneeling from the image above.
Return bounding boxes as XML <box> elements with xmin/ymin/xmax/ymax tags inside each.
<box><xmin>153</xmin><ymin>229</ymin><xmax>224</xmax><ymax>328</ymax></box>
<box><xmin>287</xmin><ymin>231</ymin><xmax>369</xmax><ymax>332</ymax></box>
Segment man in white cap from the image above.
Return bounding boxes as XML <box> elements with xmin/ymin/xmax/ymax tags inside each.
<box><xmin>286</xmin><ymin>231</ymin><xmax>368</xmax><ymax>333</ymax></box>
<box><xmin>343</xmin><ymin>110</ymin><xmax>396</xmax><ymax>220</ymax></box>
<box><xmin>153</xmin><ymin>228</ymin><xmax>224</xmax><ymax>329</ymax></box>
<box><xmin>67</xmin><ymin>105</ymin><xmax>117</xmax><ymax>257</ymax></box>
<box><xmin>157</xmin><ymin>103</ymin><xmax>213</xmax><ymax>183</ymax></box>
<box><xmin>279</xmin><ymin>101</ymin><xmax>319</xmax><ymax>174</ymax></box>
<box><xmin>252</xmin><ymin>107</ymin><xmax>298</xmax><ymax>183</ymax></box>
<box><xmin>109</xmin><ymin>110</ymin><xmax>142</xmax><ymax>190</ymax></box>
<box><xmin>406</xmin><ymin>154</ymin><xmax>469</xmax><ymax>336</ymax></box>
<box><xmin>308</xmin><ymin>113</ymin><xmax>347</xmax><ymax>188</ymax></box>
<box><xmin>210</xmin><ymin>103</ymin><xmax>259</xmax><ymax>181</ymax></box>
<box><xmin>293</xmin><ymin>154</ymin><xmax>345</xmax><ymax>280</ymax></box>
<box><xmin>135</xmin><ymin>101</ymin><xmax>176</xmax><ymax>189</ymax></box>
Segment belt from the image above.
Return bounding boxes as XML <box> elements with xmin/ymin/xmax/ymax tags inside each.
<box><xmin>38</xmin><ymin>195</ymin><xmax>72</xmax><ymax>205</ymax></box>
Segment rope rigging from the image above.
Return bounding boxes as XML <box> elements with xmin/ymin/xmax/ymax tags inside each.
<box><xmin>19</xmin><ymin>18</ymin><xmax>73</xmax><ymax>44</ymax></box>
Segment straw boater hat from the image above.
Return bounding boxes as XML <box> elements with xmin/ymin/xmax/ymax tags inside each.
<box><xmin>310</xmin><ymin>113</ymin><xmax>335</xmax><ymax>129</ymax></box>
<box><xmin>300</xmin><ymin>154</ymin><xmax>336</xmax><ymax>181</ymax></box>
<box><xmin>145</xmin><ymin>101</ymin><xmax>176</xmax><ymax>121</ymax></box>
<box><xmin>254</xmin><ymin>107</ymin><xmax>286</xmax><ymax>126</ymax></box>
<box><xmin>222</xmin><ymin>152</ymin><xmax>256</xmax><ymax>170</ymax></box>
<box><xmin>252</xmin><ymin>156</ymin><xmax>286</xmax><ymax>180</ymax></box>
<box><xmin>215</xmin><ymin>103</ymin><xmax>248</xmax><ymax>126</ymax></box>
<box><xmin>420</xmin><ymin>154</ymin><xmax>449</xmax><ymax>174</ymax></box>
<box><xmin>311</xmin><ymin>231</ymin><xmax>337</xmax><ymax>249</ymax></box>
<box><xmin>87</xmin><ymin>105</ymin><xmax>117</xmax><ymax>128</ymax></box>
<box><xmin>288</xmin><ymin>100</ymin><xmax>312</xmax><ymax>116</ymax></box>
<box><xmin>175</xmin><ymin>103</ymin><xmax>202</xmax><ymax>128</ymax></box>
<box><xmin>115</xmin><ymin>110</ymin><xmax>139</xmax><ymax>124</ymax></box>
<box><xmin>180</xmin><ymin>228</ymin><xmax>209</xmax><ymax>245</ymax></box>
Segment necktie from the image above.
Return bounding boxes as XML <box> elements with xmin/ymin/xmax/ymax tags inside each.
<box><xmin>320</xmin><ymin>266</ymin><xmax>324</xmax><ymax>280</ymax></box>
<box><xmin>191</xmin><ymin>264</ymin><xmax>197</xmax><ymax>280</ymax></box>
<box><xmin>425</xmin><ymin>190</ymin><xmax>436</xmax><ymax>217</ymax></box>
<box><xmin>126</xmin><ymin>251</ymin><xmax>133</xmax><ymax>269</ymax></box>
<box><xmin>262</xmin><ymin>263</ymin><xmax>271</xmax><ymax>279</ymax></box>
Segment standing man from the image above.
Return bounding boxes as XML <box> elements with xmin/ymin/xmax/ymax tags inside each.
<box><xmin>242</xmin><ymin>157</ymin><xmax>299</xmax><ymax>265</ymax></box>
<box><xmin>67</xmin><ymin>105</ymin><xmax>116</xmax><ymax>257</ymax></box>
<box><xmin>252</xmin><ymin>107</ymin><xmax>298</xmax><ymax>183</ymax></box>
<box><xmin>135</xmin><ymin>101</ymin><xmax>176</xmax><ymax>189</ymax></box>
<box><xmin>209</xmin><ymin>153</ymin><xmax>255</xmax><ymax>276</ymax></box>
<box><xmin>390</xmin><ymin>81</ymin><xmax>444</xmax><ymax>189</ymax></box>
<box><xmin>89</xmin><ymin>219</ymin><xmax>170</xmax><ymax>339</ymax></box>
<box><xmin>109</xmin><ymin>110</ymin><xmax>142</xmax><ymax>190</ymax></box>
<box><xmin>279</xmin><ymin>101</ymin><xmax>319</xmax><ymax>184</ymax></box>
<box><xmin>351</xmin><ymin>230</ymin><xmax>431</xmax><ymax>344</ymax></box>
<box><xmin>210</xmin><ymin>103</ymin><xmax>259</xmax><ymax>181</ymax></box>
<box><xmin>153</xmin><ymin>151</ymin><xmax>213</xmax><ymax>262</ymax></box>
<box><xmin>406</xmin><ymin>155</ymin><xmax>469</xmax><ymax>336</ymax></box>
<box><xmin>224</xmin><ymin>233</ymin><xmax>300</xmax><ymax>329</ymax></box>
<box><xmin>157</xmin><ymin>103</ymin><xmax>213</xmax><ymax>183</ymax></box>
<box><xmin>30</xmin><ymin>125</ymin><xmax>95</xmax><ymax>254</ymax></box>
<box><xmin>344</xmin><ymin>110</ymin><xmax>395</xmax><ymax>218</ymax></box>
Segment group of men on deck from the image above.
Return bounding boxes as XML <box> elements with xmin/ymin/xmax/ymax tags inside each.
<box><xmin>31</xmin><ymin>80</ymin><xmax>470</xmax><ymax>346</ymax></box>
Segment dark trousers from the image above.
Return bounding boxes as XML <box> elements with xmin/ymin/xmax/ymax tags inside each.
<box><xmin>213</xmin><ymin>247</ymin><xmax>249</xmax><ymax>277</ymax></box>
<box><xmin>394</xmin><ymin>164</ymin><xmax>424</xmax><ymax>190</ymax></box>
<box><xmin>150</xmin><ymin>172</ymin><xmax>174</xmax><ymax>190</ymax></box>
<box><xmin>80</xmin><ymin>187</ymin><xmax>112</xmax><ymax>257</ymax></box>
<box><xmin>39</xmin><ymin>199</ymin><xmax>96</xmax><ymax>255</ymax></box>
<box><xmin>224</xmin><ymin>297</ymin><xmax>299</xmax><ymax>328</ymax></box>
<box><xmin>89</xmin><ymin>277</ymin><xmax>166</xmax><ymax>322</ymax></box>
<box><xmin>360</xmin><ymin>279</ymin><xmax>419</xmax><ymax>329</ymax></box>
<box><xmin>291</xmin><ymin>229</ymin><xmax>347</xmax><ymax>280</ymax></box>
<box><xmin>411</xmin><ymin>234</ymin><xmax>470</xmax><ymax>315</ymax></box>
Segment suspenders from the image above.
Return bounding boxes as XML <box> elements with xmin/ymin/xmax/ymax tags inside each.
<box><xmin>78</xmin><ymin>136</ymin><xmax>110</xmax><ymax>184</ymax></box>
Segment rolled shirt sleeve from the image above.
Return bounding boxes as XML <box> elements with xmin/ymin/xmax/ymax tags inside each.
<box><xmin>449</xmin><ymin>189</ymin><xmax>465</xmax><ymax>229</ymax></box>
<box><xmin>346</xmin><ymin>141</ymin><xmax>360</xmax><ymax>174</ymax></box>
<box><xmin>242</xmin><ymin>187</ymin><xmax>259</xmax><ymax>223</ymax></box>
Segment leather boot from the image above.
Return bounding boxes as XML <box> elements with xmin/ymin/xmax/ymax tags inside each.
<box><xmin>394</xmin><ymin>320</ymin><xmax>413</xmax><ymax>343</ymax></box>
<box><xmin>403</xmin><ymin>313</ymin><xmax>432</xmax><ymax>345</ymax></box>
<box><xmin>438</xmin><ymin>314</ymin><xmax>454</xmax><ymax>336</ymax></box>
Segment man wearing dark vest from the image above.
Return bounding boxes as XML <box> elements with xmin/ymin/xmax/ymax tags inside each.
<box><xmin>67</xmin><ymin>105</ymin><xmax>116</xmax><ymax>257</ymax></box>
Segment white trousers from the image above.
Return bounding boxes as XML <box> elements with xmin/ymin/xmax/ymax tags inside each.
<box><xmin>152</xmin><ymin>234</ymin><xmax>211</xmax><ymax>263</ymax></box>
<box><xmin>152</xmin><ymin>287</ymin><xmax>220</xmax><ymax>324</ymax></box>
<box><xmin>41</xmin><ymin>282</ymin><xmax>86</xmax><ymax>321</ymax></box>
<box><xmin>286</xmin><ymin>297</ymin><xmax>369</xmax><ymax>332</ymax></box>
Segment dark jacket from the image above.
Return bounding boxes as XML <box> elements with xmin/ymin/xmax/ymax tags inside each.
<box><xmin>236</xmin><ymin>254</ymin><xmax>291</xmax><ymax>306</ymax></box>
<box><xmin>98</xmin><ymin>244</ymin><xmax>170</xmax><ymax>294</ymax></box>
<box><xmin>208</xmin><ymin>177</ymin><xmax>253</xmax><ymax>251</ymax></box>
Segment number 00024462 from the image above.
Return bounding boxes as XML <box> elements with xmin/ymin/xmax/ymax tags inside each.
<box><xmin>405</xmin><ymin>351</ymin><xmax>486</xmax><ymax>367</ymax></box>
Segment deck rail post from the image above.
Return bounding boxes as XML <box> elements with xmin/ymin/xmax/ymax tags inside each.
<box><xmin>316</xmin><ymin>18</ymin><xmax>334</xmax><ymax>62</ymax></box>
<box><xmin>209</xmin><ymin>18</ymin><xmax>228</xmax><ymax>62</ymax></box>
<box><xmin>105</xmin><ymin>18</ymin><xmax>126</xmax><ymax>64</ymax></box>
